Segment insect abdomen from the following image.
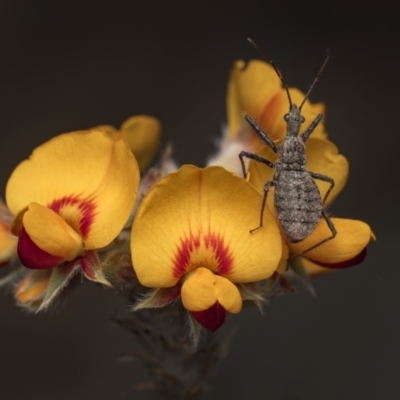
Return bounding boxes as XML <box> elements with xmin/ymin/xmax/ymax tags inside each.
<box><xmin>275</xmin><ymin>172</ymin><xmax>322</xmax><ymax>243</ymax></box>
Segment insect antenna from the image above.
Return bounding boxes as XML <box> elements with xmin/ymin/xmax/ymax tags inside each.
<box><xmin>299</xmin><ymin>49</ymin><xmax>331</xmax><ymax>111</ymax></box>
<box><xmin>247</xmin><ymin>37</ymin><xmax>292</xmax><ymax>108</ymax></box>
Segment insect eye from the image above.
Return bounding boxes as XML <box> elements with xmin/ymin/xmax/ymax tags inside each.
<box><xmin>300</xmin><ymin>116</ymin><xmax>305</xmax><ymax>123</ymax></box>
<box><xmin>284</xmin><ymin>114</ymin><xmax>289</xmax><ymax>121</ymax></box>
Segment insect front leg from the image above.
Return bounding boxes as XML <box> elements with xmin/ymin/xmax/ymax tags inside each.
<box><xmin>244</xmin><ymin>115</ymin><xmax>278</xmax><ymax>152</ymax></box>
<box><xmin>238</xmin><ymin>151</ymin><xmax>275</xmax><ymax>179</ymax></box>
<box><xmin>288</xmin><ymin>209</ymin><xmax>337</xmax><ymax>259</ymax></box>
<box><xmin>300</xmin><ymin>114</ymin><xmax>323</xmax><ymax>142</ymax></box>
<box><xmin>251</xmin><ymin>180</ymin><xmax>274</xmax><ymax>234</ymax></box>
<box><xmin>308</xmin><ymin>171</ymin><xmax>335</xmax><ymax>204</ymax></box>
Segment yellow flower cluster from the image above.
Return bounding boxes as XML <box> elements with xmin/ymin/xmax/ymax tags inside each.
<box><xmin>0</xmin><ymin>59</ymin><xmax>374</xmax><ymax>331</ymax></box>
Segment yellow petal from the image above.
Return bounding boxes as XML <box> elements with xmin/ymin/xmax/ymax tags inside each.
<box><xmin>120</xmin><ymin>115</ymin><xmax>161</xmax><ymax>171</ymax></box>
<box><xmin>301</xmin><ymin>258</ymin><xmax>333</xmax><ymax>277</ymax></box>
<box><xmin>90</xmin><ymin>125</ymin><xmax>118</xmax><ymax>136</ymax></box>
<box><xmin>290</xmin><ymin>218</ymin><xmax>374</xmax><ymax>263</ymax></box>
<box><xmin>6</xmin><ymin>130</ymin><xmax>140</xmax><ymax>249</ymax></box>
<box><xmin>83</xmin><ymin>134</ymin><xmax>140</xmax><ymax>249</ymax></box>
<box><xmin>302</xmin><ymin>138</ymin><xmax>349</xmax><ymax>204</ymax></box>
<box><xmin>181</xmin><ymin>267</ymin><xmax>242</xmax><ymax>313</ymax></box>
<box><xmin>21</xmin><ymin>202</ymin><xmax>84</xmax><ymax>260</ymax></box>
<box><xmin>227</xmin><ymin>60</ymin><xmax>281</xmax><ymax>139</ymax></box>
<box><xmin>248</xmin><ymin>138</ymin><xmax>349</xmax><ymax>209</ymax></box>
<box><xmin>131</xmin><ymin>165</ymin><xmax>282</xmax><ymax>288</ymax></box>
<box><xmin>276</xmin><ymin>240</ymin><xmax>289</xmax><ymax>274</ymax></box>
<box><xmin>214</xmin><ymin>275</ymin><xmax>242</xmax><ymax>313</ymax></box>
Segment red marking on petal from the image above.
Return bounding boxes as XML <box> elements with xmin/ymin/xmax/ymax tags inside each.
<box><xmin>259</xmin><ymin>92</ymin><xmax>284</xmax><ymax>140</ymax></box>
<box><xmin>173</xmin><ymin>233</ymin><xmax>201</xmax><ymax>278</ymax></box>
<box><xmin>191</xmin><ymin>302</ymin><xmax>226</xmax><ymax>331</ymax></box>
<box><xmin>48</xmin><ymin>196</ymin><xmax>97</xmax><ymax>238</ymax></box>
<box><xmin>308</xmin><ymin>247</ymin><xmax>367</xmax><ymax>269</ymax></box>
<box><xmin>18</xmin><ymin>226</ymin><xmax>64</xmax><ymax>269</ymax></box>
<box><xmin>203</xmin><ymin>232</ymin><xmax>233</xmax><ymax>275</ymax></box>
<box><xmin>173</xmin><ymin>231</ymin><xmax>233</xmax><ymax>278</ymax></box>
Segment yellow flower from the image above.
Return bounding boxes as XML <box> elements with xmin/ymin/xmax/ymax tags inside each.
<box><xmin>227</xmin><ymin>60</ymin><xmax>327</xmax><ymax>148</ymax></box>
<box><xmin>93</xmin><ymin>115</ymin><xmax>161</xmax><ymax>172</ymax></box>
<box><xmin>248</xmin><ymin>138</ymin><xmax>374</xmax><ymax>274</ymax></box>
<box><xmin>6</xmin><ymin>130</ymin><xmax>140</xmax><ymax>270</ymax></box>
<box><xmin>131</xmin><ymin>165</ymin><xmax>282</xmax><ymax>331</ymax></box>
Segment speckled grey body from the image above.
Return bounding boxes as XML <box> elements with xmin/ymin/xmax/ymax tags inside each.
<box><xmin>274</xmin><ymin>136</ymin><xmax>322</xmax><ymax>242</ymax></box>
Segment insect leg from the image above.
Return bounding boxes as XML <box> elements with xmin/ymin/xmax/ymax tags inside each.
<box><xmin>300</xmin><ymin>114</ymin><xmax>323</xmax><ymax>142</ymax></box>
<box><xmin>288</xmin><ymin>209</ymin><xmax>337</xmax><ymax>259</ymax></box>
<box><xmin>245</xmin><ymin>115</ymin><xmax>278</xmax><ymax>152</ymax></box>
<box><xmin>238</xmin><ymin>151</ymin><xmax>274</xmax><ymax>179</ymax></box>
<box><xmin>308</xmin><ymin>171</ymin><xmax>335</xmax><ymax>204</ymax></box>
<box><xmin>250</xmin><ymin>180</ymin><xmax>274</xmax><ymax>234</ymax></box>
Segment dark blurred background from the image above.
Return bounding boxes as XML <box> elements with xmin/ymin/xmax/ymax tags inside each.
<box><xmin>0</xmin><ymin>1</ymin><xmax>398</xmax><ymax>399</ymax></box>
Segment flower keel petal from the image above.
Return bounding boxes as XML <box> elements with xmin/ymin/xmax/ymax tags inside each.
<box><xmin>17</xmin><ymin>203</ymin><xmax>84</xmax><ymax>269</ymax></box>
<box><xmin>290</xmin><ymin>218</ymin><xmax>374</xmax><ymax>264</ymax></box>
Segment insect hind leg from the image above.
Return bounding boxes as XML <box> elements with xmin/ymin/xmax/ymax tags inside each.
<box><xmin>288</xmin><ymin>209</ymin><xmax>336</xmax><ymax>259</ymax></box>
<box><xmin>251</xmin><ymin>180</ymin><xmax>274</xmax><ymax>234</ymax></box>
<box><xmin>237</xmin><ymin>151</ymin><xmax>275</xmax><ymax>234</ymax></box>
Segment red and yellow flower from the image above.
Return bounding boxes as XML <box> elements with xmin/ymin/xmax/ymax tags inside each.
<box><xmin>248</xmin><ymin>138</ymin><xmax>374</xmax><ymax>275</ymax></box>
<box><xmin>131</xmin><ymin>165</ymin><xmax>282</xmax><ymax>331</ymax></box>
<box><xmin>6</xmin><ymin>129</ymin><xmax>140</xmax><ymax>271</ymax></box>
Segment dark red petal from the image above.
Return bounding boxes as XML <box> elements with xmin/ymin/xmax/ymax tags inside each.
<box><xmin>308</xmin><ymin>247</ymin><xmax>367</xmax><ymax>270</ymax></box>
<box><xmin>18</xmin><ymin>226</ymin><xmax>64</xmax><ymax>269</ymax></box>
<box><xmin>190</xmin><ymin>302</ymin><xmax>226</xmax><ymax>332</ymax></box>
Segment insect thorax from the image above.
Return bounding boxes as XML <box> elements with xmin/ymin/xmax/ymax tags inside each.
<box><xmin>275</xmin><ymin>137</ymin><xmax>306</xmax><ymax>172</ymax></box>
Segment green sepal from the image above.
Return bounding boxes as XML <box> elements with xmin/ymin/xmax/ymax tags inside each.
<box><xmin>132</xmin><ymin>284</ymin><xmax>181</xmax><ymax>311</ymax></box>
<box><xmin>237</xmin><ymin>282</ymin><xmax>266</xmax><ymax>313</ymax></box>
<box><xmin>0</xmin><ymin>266</ymin><xmax>25</xmax><ymax>287</ymax></box>
<box><xmin>187</xmin><ymin>312</ymin><xmax>203</xmax><ymax>350</ymax></box>
<box><xmin>265</xmin><ymin>272</ymin><xmax>296</xmax><ymax>299</ymax></box>
<box><xmin>101</xmin><ymin>249</ymin><xmax>136</xmax><ymax>289</ymax></box>
<box><xmin>80</xmin><ymin>250</ymin><xmax>112</xmax><ymax>287</ymax></box>
<box><xmin>38</xmin><ymin>260</ymin><xmax>80</xmax><ymax>311</ymax></box>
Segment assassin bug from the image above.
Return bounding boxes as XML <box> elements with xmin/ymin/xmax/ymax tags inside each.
<box><xmin>239</xmin><ymin>38</ymin><xmax>336</xmax><ymax>256</ymax></box>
